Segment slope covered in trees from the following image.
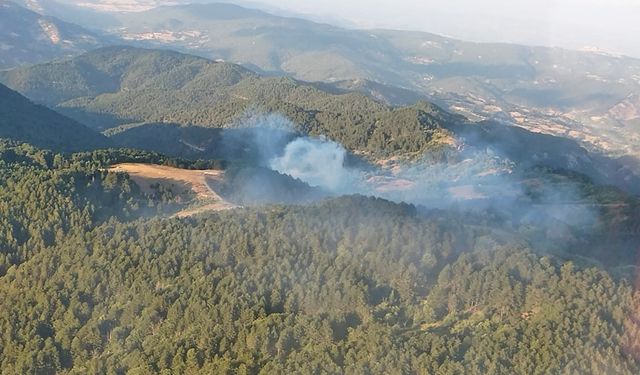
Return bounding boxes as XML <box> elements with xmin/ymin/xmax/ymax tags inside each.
<box><xmin>0</xmin><ymin>46</ymin><xmax>456</xmax><ymax>158</ymax></box>
<box><xmin>1</xmin><ymin>187</ymin><xmax>640</xmax><ymax>373</ymax></box>
<box><xmin>0</xmin><ymin>139</ymin><xmax>639</xmax><ymax>373</ymax></box>
<box><xmin>0</xmin><ymin>141</ymin><xmax>228</xmax><ymax>271</ymax></box>
<box><xmin>0</xmin><ymin>83</ymin><xmax>111</xmax><ymax>152</ymax></box>
<box><xmin>3</xmin><ymin>46</ymin><xmax>639</xmax><ymax>194</ymax></box>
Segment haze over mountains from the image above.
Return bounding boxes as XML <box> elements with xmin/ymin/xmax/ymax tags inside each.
<box><xmin>4</xmin><ymin>0</ymin><xmax>639</xmax><ymax>159</ymax></box>
<box><xmin>1</xmin><ymin>0</ymin><xmax>639</xmax><ymax>194</ymax></box>
<box><xmin>106</xmin><ymin>3</ymin><xmax>640</xmax><ymax>156</ymax></box>
<box><xmin>3</xmin><ymin>45</ymin><xmax>639</xmax><ymax>198</ymax></box>
<box><xmin>0</xmin><ymin>0</ymin><xmax>105</xmax><ymax>69</ymax></box>
<box><xmin>16</xmin><ymin>0</ymin><xmax>640</xmax><ymax>58</ymax></box>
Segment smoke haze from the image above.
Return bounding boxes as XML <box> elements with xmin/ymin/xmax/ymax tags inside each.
<box><xmin>222</xmin><ymin>111</ymin><xmax>602</xmax><ymax>242</ymax></box>
<box><xmin>269</xmin><ymin>137</ymin><xmax>359</xmax><ymax>193</ymax></box>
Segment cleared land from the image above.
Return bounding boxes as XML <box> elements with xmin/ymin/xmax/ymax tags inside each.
<box><xmin>109</xmin><ymin>163</ymin><xmax>237</xmax><ymax>217</ymax></box>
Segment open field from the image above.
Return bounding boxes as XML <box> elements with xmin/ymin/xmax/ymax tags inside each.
<box><xmin>108</xmin><ymin>163</ymin><xmax>237</xmax><ymax>216</ymax></box>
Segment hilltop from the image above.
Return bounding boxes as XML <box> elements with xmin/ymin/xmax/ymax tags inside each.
<box><xmin>60</xmin><ymin>2</ymin><xmax>640</xmax><ymax>157</ymax></box>
<box><xmin>2</xmin><ymin>46</ymin><xmax>639</xmax><ymax>193</ymax></box>
<box><xmin>0</xmin><ymin>46</ymin><xmax>456</xmax><ymax>158</ymax></box>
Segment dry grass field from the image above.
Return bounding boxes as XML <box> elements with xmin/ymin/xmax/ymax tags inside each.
<box><xmin>109</xmin><ymin>163</ymin><xmax>237</xmax><ymax>217</ymax></box>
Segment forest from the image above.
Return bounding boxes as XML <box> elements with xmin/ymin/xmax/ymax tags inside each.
<box><xmin>2</xmin><ymin>0</ymin><xmax>640</xmax><ymax>370</ymax></box>
<box><xmin>1</xmin><ymin>42</ymin><xmax>640</xmax><ymax>375</ymax></box>
<box><xmin>1</xmin><ymin>140</ymin><xmax>640</xmax><ymax>374</ymax></box>
<box><xmin>4</xmin><ymin>47</ymin><xmax>637</xmax><ymax>197</ymax></box>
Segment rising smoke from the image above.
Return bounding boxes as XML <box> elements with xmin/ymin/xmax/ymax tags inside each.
<box><xmin>223</xmin><ymin>112</ymin><xmax>602</xmax><ymax>240</ymax></box>
<box><xmin>269</xmin><ymin>137</ymin><xmax>361</xmax><ymax>193</ymax></box>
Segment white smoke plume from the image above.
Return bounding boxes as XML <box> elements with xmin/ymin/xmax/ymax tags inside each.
<box><xmin>226</xmin><ymin>111</ymin><xmax>604</xmax><ymax>238</ymax></box>
<box><xmin>269</xmin><ymin>137</ymin><xmax>361</xmax><ymax>193</ymax></box>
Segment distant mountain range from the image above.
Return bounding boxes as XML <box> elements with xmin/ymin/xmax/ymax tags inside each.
<box><xmin>0</xmin><ymin>0</ymin><xmax>107</xmax><ymax>69</ymax></box>
<box><xmin>0</xmin><ymin>46</ymin><xmax>456</xmax><ymax>158</ymax></box>
<box><xmin>2</xmin><ymin>1</ymin><xmax>639</xmax><ymax>158</ymax></box>
<box><xmin>2</xmin><ymin>46</ymin><xmax>638</xmax><ymax>193</ymax></box>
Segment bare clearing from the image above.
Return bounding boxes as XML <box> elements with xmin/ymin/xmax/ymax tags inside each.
<box><xmin>109</xmin><ymin>163</ymin><xmax>237</xmax><ymax>217</ymax></box>
<box><xmin>368</xmin><ymin>175</ymin><xmax>416</xmax><ymax>192</ymax></box>
<box><xmin>448</xmin><ymin>185</ymin><xmax>487</xmax><ymax>200</ymax></box>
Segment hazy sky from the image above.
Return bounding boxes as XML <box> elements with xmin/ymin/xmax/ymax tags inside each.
<box><xmin>245</xmin><ymin>0</ymin><xmax>640</xmax><ymax>57</ymax></box>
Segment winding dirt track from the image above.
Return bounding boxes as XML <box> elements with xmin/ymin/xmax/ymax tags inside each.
<box><xmin>108</xmin><ymin>163</ymin><xmax>237</xmax><ymax>217</ymax></box>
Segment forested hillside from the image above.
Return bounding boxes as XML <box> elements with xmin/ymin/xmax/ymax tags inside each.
<box><xmin>0</xmin><ymin>140</ymin><xmax>228</xmax><ymax>270</ymax></box>
<box><xmin>0</xmin><ymin>83</ymin><xmax>111</xmax><ymax>152</ymax></box>
<box><xmin>3</xmin><ymin>46</ymin><xmax>639</xmax><ymax>194</ymax></box>
<box><xmin>0</xmin><ymin>166</ymin><xmax>639</xmax><ymax>373</ymax></box>
<box><xmin>1</xmin><ymin>2</ymin><xmax>639</xmax><ymax>374</ymax></box>
<box><xmin>0</xmin><ymin>46</ymin><xmax>456</xmax><ymax>158</ymax></box>
<box><xmin>0</xmin><ymin>137</ymin><xmax>638</xmax><ymax>373</ymax></box>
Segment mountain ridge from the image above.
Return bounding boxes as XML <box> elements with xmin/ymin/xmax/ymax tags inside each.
<box><xmin>81</xmin><ymin>2</ymin><xmax>640</xmax><ymax>157</ymax></box>
<box><xmin>6</xmin><ymin>1</ymin><xmax>639</xmax><ymax>157</ymax></box>
<box><xmin>0</xmin><ymin>0</ymin><xmax>108</xmax><ymax>69</ymax></box>
<box><xmin>3</xmin><ymin>46</ymin><xmax>638</xmax><ymax>193</ymax></box>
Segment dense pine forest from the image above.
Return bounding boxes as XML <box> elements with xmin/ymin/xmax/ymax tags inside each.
<box><xmin>0</xmin><ymin>139</ymin><xmax>639</xmax><ymax>374</ymax></box>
